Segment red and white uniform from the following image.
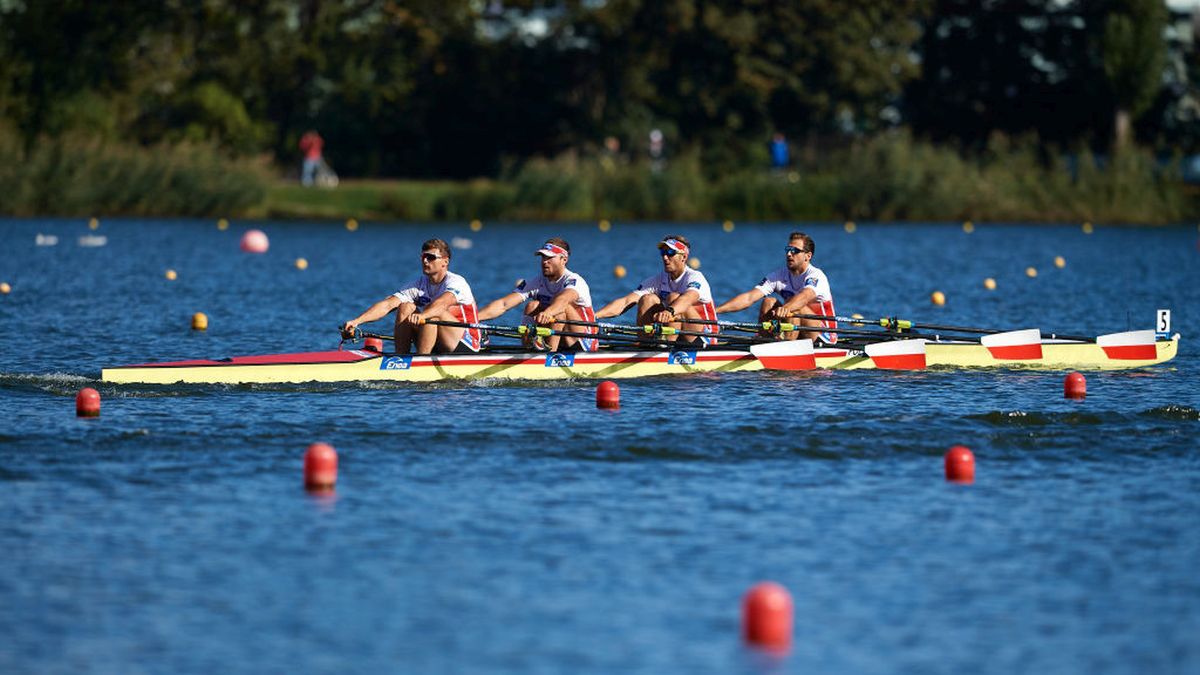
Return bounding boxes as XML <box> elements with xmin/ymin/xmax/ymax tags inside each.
<box><xmin>514</xmin><ymin>269</ymin><xmax>598</xmax><ymax>351</ymax></box>
<box><xmin>754</xmin><ymin>264</ymin><xmax>836</xmax><ymax>344</ymax></box>
<box><xmin>633</xmin><ymin>268</ymin><xmax>719</xmax><ymax>345</ymax></box>
<box><xmin>393</xmin><ymin>271</ymin><xmax>482</xmax><ymax>351</ymax></box>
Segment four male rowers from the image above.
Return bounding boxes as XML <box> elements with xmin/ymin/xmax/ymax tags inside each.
<box><xmin>343</xmin><ymin>232</ymin><xmax>834</xmax><ymax>353</ymax></box>
<box><xmin>594</xmin><ymin>235</ymin><xmax>719</xmax><ymax>346</ymax></box>
<box><xmin>476</xmin><ymin>238</ymin><xmax>599</xmax><ymax>351</ymax></box>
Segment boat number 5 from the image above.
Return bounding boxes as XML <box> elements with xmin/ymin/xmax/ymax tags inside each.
<box><xmin>1156</xmin><ymin>309</ymin><xmax>1171</xmax><ymax>333</ymax></box>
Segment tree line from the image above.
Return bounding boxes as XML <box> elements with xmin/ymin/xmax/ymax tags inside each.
<box><xmin>1</xmin><ymin>0</ymin><xmax>1195</xmax><ymax>182</ymax></box>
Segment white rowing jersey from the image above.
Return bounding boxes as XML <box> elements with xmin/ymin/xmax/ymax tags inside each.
<box><xmin>633</xmin><ymin>268</ymin><xmax>718</xmax><ymax>343</ymax></box>
<box><xmin>513</xmin><ymin>268</ymin><xmax>593</xmax><ymax>307</ymax></box>
<box><xmin>392</xmin><ymin>271</ymin><xmax>481</xmax><ymax>351</ymax></box>
<box><xmin>753</xmin><ymin>264</ymin><xmax>836</xmax><ymax>343</ymax></box>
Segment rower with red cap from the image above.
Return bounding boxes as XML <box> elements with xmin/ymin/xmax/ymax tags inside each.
<box><xmin>476</xmin><ymin>237</ymin><xmax>599</xmax><ymax>351</ymax></box>
<box><xmin>714</xmin><ymin>231</ymin><xmax>836</xmax><ymax>343</ymax></box>
<box><xmin>340</xmin><ymin>238</ymin><xmax>483</xmax><ymax>354</ymax></box>
<box><xmin>595</xmin><ymin>234</ymin><xmax>719</xmax><ymax>346</ymax></box>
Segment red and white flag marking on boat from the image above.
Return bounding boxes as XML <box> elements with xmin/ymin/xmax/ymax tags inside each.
<box><xmin>864</xmin><ymin>339</ymin><xmax>927</xmax><ymax>370</ymax></box>
<box><xmin>1096</xmin><ymin>330</ymin><xmax>1157</xmax><ymax>360</ymax></box>
<box><xmin>749</xmin><ymin>339</ymin><xmax>817</xmax><ymax>370</ymax></box>
<box><xmin>980</xmin><ymin>328</ymin><xmax>1043</xmax><ymax>360</ymax></box>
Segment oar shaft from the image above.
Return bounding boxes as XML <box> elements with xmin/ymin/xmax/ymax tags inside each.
<box><xmin>790</xmin><ymin>313</ymin><xmax>1094</xmax><ymax>343</ymax></box>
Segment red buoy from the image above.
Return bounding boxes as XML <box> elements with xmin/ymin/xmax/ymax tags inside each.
<box><xmin>944</xmin><ymin>445</ymin><xmax>975</xmax><ymax>483</ymax></box>
<box><xmin>75</xmin><ymin>387</ymin><xmax>101</xmax><ymax>417</ymax></box>
<box><xmin>1064</xmin><ymin>372</ymin><xmax>1086</xmax><ymax>399</ymax></box>
<box><xmin>363</xmin><ymin>337</ymin><xmax>384</xmax><ymax>352</ymax></box>
<box><xmin>742</xmin><ymin>582</ymin><xmax>793</xmax><ymax>650</ymax></box>
<box><xmin>596</xmin><ymin>380</ymin><xmax>620</xmax><ymax>409</ymax></box>
<box><xmin>304</xmin><ymin>443</ymin><xmax>338</xmax><ymax>491</ymax></box>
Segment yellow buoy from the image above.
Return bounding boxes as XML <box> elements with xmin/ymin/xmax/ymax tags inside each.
<box><xmin>88</xmin><ymin>217</ymin><xmax>99</xmax><ymax>230</ymax></box>
<box><xmin>722</xmin><ymin>220</ymin><xmax>735</xmax><ymax>232</ymax></box>
<box><xmin>469</xmin><ymin>219</ymin><xmax>483</xmax><ymax>232</ymax></box>
<box><xmin>688</xmin><ymin>257</ymin><xmax>701</xmax><ymax>270</ymax></box>
<box><xmin>165</xmin><ymin>269</ymin><xmax>177</xmax><ymax>281</ymax></box>
<box><xmin>613</xmin><ymin>264</ymin><xmax>627</xmax><ymax>279</ymax></box>
<box><xmin>1026</xmin><ymin>266</ymin><xmax>1038</xmax><ymax>278</ymax></box>
<box><xmin>1054</xmin><ymin>256</ymin><xmax>1065</xmax><ymax>269</ymax></box>
<box><xmin>295</xmin><ymin>258</ymin><xmax>309</xmax><ymax>270</ymax></box>
<box><xmin>984</xmin><ymin>278</ymin><xmax>996</xmax><ymax>290</ymax></box>
<box><xmin>598</xmin><ymin>219</ymin><xmax>611</xmax><ymax>232</ymax></box>
<box><xmin>850</xmin><ymin>313</ymin><xmax>863</xmax><ymax>320</ymax></box>
<box><xmin>0</xmin><ymin>282</ymin><xmax>11</xmax><ymax>294</ymax></box>
<box><xmin>217</xmin><ymin>218</ymin><xmax>229</xmax><ymax>231</ymax></box>
<box><xmin>962</xmin><ymin>221</ymin><xmax>974</xmax><ymax>233</ymax></box>
<box><xmin>1082</xmin><ymin>222</ymin><xmax>1093</xmax><ymax>234</ymax></box>
<box><xmin>931</xmin><ymin>291</ymin><xmax>946</xmax><ymax>306</ymax></box>
<box><xmin>191</xmin><ymin>312</ymin><xmax>208</xmax><ymax>331</ymax></box>
<box><xmin>844</xmin><ymin>221</ymin><xmax>857</xmax><ymax>233</ymax></box>
<box><xmin>345</xmin><ymin>218</ymin><xmax>358</xmax><ymax>232</ymax></box>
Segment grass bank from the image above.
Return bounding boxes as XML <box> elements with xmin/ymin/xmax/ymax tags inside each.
<box><xmin>263</xmin><ymin>134</ymin><xmax>1195</xmax><ymax>224</ymax></box>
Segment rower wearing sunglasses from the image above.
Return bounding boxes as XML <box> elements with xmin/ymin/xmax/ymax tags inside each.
<box><xmin>714</xmin><ymin>231</ymin><xmax>836</xmax><ymax>343</ymax></box>
<box><xmin>595</xmin><ymin>234</ymin><xmax>719</xmax><ymax>346</ymax></box>
<box><xmin>476</xmin><ymin>238</ymin><xmax>599</xmax><ymax>351</ymax></box>
<box><xmin>340</xmin><ymin>238</ymin><xmax>483</xmax><ymax>354</ymax></box>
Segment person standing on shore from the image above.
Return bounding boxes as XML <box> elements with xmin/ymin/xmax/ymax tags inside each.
<box><xmin>299</xmin><ymin>130</ymin><xmax>324</xmax><ymax>187</ymax></box>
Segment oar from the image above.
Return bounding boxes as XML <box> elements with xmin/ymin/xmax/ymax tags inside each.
<box><xmin>789</xmin><ymin>313</ymin><xmax>1094</xmax><ymax>343</ymax></box>
<box><xmin>557</xmin><ymin>318</ymin><xmax>764</xmax><ymax>344</ymax></box>
<box><xmin>426</xmin><ymin>319</ymin><xmax>683</xmax><ymax>347</ymax></box>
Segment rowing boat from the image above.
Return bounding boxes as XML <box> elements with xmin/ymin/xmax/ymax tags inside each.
<box><xmin>101</xmin><ymin>329</ymin><xmax>1179</xmax><ymax>385</ymax></box>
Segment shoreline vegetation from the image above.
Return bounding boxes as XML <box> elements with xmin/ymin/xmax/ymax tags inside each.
<box><xmin>2</xmin><ymin>128</ymin><xmax>1194</xmax><ymax>224</ymax></box>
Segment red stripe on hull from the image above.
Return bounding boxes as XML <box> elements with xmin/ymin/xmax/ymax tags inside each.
<box><xmin>754</xmin><ymin>354</ymin><xmax>817</xmax><ymax>371</ymax></box>
<box><xmin>1101</xmin><ymin>345</ymin><xmax>1157</xmax><ymax>360</ymax></box>
<box><xmin>870</xmin><ymin>354</ymin><xmax>927</xmax><ymax>370</ymax></box>
<box><xmin>986</xmin><ymin>344</ymin><xmax>1043</xmax><ymax>360</ymax></box>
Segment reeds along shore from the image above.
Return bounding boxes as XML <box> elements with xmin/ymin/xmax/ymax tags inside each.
<box><xmin>2</xmin><ymin>127</ymin><xmax>1193</xmax><ymax>223</ymax></box>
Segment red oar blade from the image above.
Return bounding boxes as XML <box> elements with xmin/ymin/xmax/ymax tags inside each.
<box><xmin>864</xmin><ymin>339</ymin><xmax>927</xmax><ymax>370</ymax></box>
<box><xmin>749</xmin><ymin>339</ymin><xmax>816</xmax><ymax>370</ymax></box>
<box><xmin>981</xmin><ymin>328</ymin><xmax>1043</xmax><ymax>360</ymax></box>
<box><xmin>1096</xmin><ymin>329</ymin><xmax>1157</xmax><ymax>360</ymax></box>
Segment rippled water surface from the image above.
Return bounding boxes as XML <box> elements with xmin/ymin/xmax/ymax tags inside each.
<box><xmin>1</xmin><ymin>219</ymin><xmax>1198</xmax><ymax>674</ymax></box>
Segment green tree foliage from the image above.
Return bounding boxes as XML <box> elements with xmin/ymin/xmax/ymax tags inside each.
<box><xmin>1100</xmin><ymin>0</ymin><xmax>1167</xmax><ymax>147</ymax></box>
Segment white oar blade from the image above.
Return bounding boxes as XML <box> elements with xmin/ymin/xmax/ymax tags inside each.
<box><xmin>980</xmin><ymin>328</ymin><xmax>1043</xmax><ymax>360</ymax></box>
<box><xmin>1096</xmin><ymin>329</ymin><xmax>1157</xmax><ymax>360</ymax></box>
<box><xmin>864</xmin><ymin>339</ymin><xmax>927</xmax><ymax>370</ymax></box>
<box><xmin>749</xmin><ymin>339</ymin><xmax>816</xmax><ymax>371</ymax></box>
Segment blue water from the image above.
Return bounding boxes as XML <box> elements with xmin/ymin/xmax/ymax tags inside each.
<box><xmin>1</xmin><ymin>218</ymin><xmax>1198</xmax><ymax>674</ymax></box>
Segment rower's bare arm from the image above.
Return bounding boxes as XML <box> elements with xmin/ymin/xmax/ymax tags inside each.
<box><xmin>536</xmin><ymin>289</ymin><xmax>580</xmax><ymax>321</ymax></box>
<box><xmin>595</xmin><ymin>291</ymin><xmax>641</xmax><ymax>319</ymax></box>
<box><xmin>667</xmin><ymin>289</ymin><xmax>700</xmax><ymax>315</ymax></box>
<box><xmin>345</xmin><ymin>295</ymin><xmax>403</xmax><ymax>329</ymax></box>
<box><xmin>778</xmin><ymin>288</ymin><xmax>817</xmax><ymax>317</ymax></box>
<box><xmin>476</xmin><ymin>292</ymin><xmax>524</xmax><ymax>321</ymax></box>
<box><xmin>715</xmin><ymin>289</ymin><xmax>766</xmax><ymax>314</ymax></box>
<box><xmin>415</xmin><ymin>291</ymin><xmax>460</xmax><ymax>321</ymax></box>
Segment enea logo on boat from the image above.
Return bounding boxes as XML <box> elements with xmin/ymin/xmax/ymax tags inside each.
<box><xmin>380</xmin><ymin>356</ymin><xmax>414</xmax><ymax>370</ymax></box>
<box><xmin>668</xmin><ymin>351</ymin><xmax>697</xmax><ymax>365</ymax></box>
<box><xmin>545</xmin><ymin>353</ymin><xmax>575</xmax><ymax>367</ymax></box>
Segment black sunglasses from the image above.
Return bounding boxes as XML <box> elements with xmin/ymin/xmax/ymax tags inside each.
<box><xmin>784</xmin><ymin>245</ymin><xmax>809</xmax><ymax>255</ymax></box>
<box><xmin>421</xmin><ymin>252</ymin><xmax>442</xmax><ymax>262</ymax></box>
<box><xmin>658</xmin><ymin>247</ymin><xmax>682</xmax><ymax>258</ymax></box>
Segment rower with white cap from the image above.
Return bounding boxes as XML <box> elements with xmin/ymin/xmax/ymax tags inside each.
<box><xmin>595</xmin><ymin>234</ymin><xmax>719</xmax><ymax>346</ymax></box>
<box><xmin>476</xmin><ymin>237</ymin><xmax>599</xmax><ymax>351</ymax></box>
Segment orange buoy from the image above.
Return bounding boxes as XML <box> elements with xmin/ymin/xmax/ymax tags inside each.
<box><xmin>304</xmin><ymin>443</ymin><xmax>338</xmax><ymax>491</ymax></box>
<box><xmin>76</xmin><ymin>388</ymin><xmax>101</xmax><ymax>417</ymax></box>
<box><xmin>240</xmin><ymin>229</ymin><xmax>269</xmax><ymax>253</ymax></box>
<box><xmin>596</xmin><ymin>381</ymin><xmax>620</xmax><ymax>409</ymax></box>
<box><xmin>944</xmin><ymin>445</ymin><xmax>975</xmax><ymax>483</ymax></box>
<box><xmin>1064</xmin><ymin>372</ymin><xmax>1086</xmax><ymax>399</ymax></box>
<box><xmin>742</xmin><ymin>582</ymin><xmax>793</xmax><ymax>650</ymax></box>
<box><xmin>363</xmin><ymin>337</ymin><xmax>384</xmax><ymax>352</ymax></box>
<box><xmin>191</xmin><ymin>312</ymin><xmax>208</xmax><ymax>331</ymax></box>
